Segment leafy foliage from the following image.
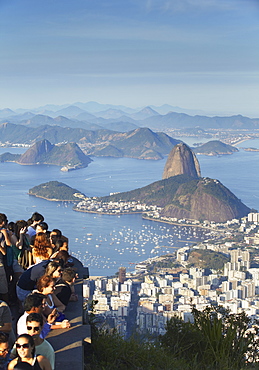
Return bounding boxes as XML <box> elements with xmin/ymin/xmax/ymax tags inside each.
<box><xmin>161</xmin><ymin>306</ymin><xmax>259</xmax><ymax>370</ymax></box>
<box><xmin>85</xmin><ymin>301</ymin><xmax>259</xmax><ymax>370</ymax></box>
<box><xmin>187</xmin><ymin>249</ymin><xmax>230</xmax><ymax>270</ymax></box>
<box><xmin>85</xmin><ymin>329</ymin><xmax>190</xmax><ymax>370</ymax></box>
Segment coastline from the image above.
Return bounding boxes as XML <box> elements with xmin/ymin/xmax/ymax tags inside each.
<box><xmin>231</xmin><ymin>138</ymin><xmax>252</xmax><ymax>147</ymax></box>
<box><xmin>73</xmin><ymin>207</ymin><xmax>143</xmax><ymax>216</ymax></box>
<box><xmin>141</xmin><ymin>215</ymin><xmax>225</xmax><ymax>232</ymax></box>
<box><xmin>28</xmin><ymin>193</ymin><xmax>78</xmax><ymax>202</ymax></box>
<box><xmin>73</xmin><ymin>208</ymin><xmax>225</xmax><ymax>233</ymax></box>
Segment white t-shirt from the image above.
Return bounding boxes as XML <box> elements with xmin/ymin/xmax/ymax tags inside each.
<box><xmin>35</xmin><ymin>339</ymin><xmax>55</xmax><ymax>370</ymax></box>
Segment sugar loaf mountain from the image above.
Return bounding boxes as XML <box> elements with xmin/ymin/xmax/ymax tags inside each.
<box><xmin>101</xmin><ymin>143</ymin><xmax>250</xmax><ymax>222</ymax></box>
<box><xmin>0</xmin><ymin>139</ymin><xmax>92</xmax><ymax>171</ymax></box>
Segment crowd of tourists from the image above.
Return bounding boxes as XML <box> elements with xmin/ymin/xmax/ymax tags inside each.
<box><xmin>0</xmin><ymin>212</ymin><xmax>78</xmax><ymax>370</ymax></box>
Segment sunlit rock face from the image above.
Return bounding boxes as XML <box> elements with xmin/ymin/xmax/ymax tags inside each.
<box><xmin>162</xmin><ymin>142</ymin><xmax>201</xmax><ymax>180</ymax></box>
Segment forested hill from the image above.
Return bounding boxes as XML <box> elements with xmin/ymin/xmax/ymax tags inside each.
<box><xmin>101</xmin><ymin>174</ymin><xmax>250</xmax><ymax>222</ymax></box>
<box><xmin>29</xmin><ymin>181</ymin><xmax>85</xmax><ymax>201</ymax></box>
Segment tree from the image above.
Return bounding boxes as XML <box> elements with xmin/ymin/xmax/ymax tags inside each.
<box><xmin>161</xmin><ymin>305</ymin><xmax>259</xmax><ymax>370</ymax></box>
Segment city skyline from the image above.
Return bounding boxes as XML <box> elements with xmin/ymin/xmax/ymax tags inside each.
<box><xmin>1</xmin><ymin>0</ymin><xmax>259</xmax><ymax>116</ymax></box>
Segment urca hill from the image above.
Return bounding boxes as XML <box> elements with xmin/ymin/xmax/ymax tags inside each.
<box><xmin>0</xmin><ymin>139</ymin><xmax>92</xmax><ymax>171</ymax></box>
<box><xmin>102</xmin><ymin>143</ymin><xmax>250</xmax><ymax>222</ymax></box>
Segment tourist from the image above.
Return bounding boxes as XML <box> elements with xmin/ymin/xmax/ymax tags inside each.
<box><xmin>35</xmin><ymin>223</ymin><xmax>48</xmax><ymax>235</ymax></box>
<box><xmin>36</xmin><ymin>276</ymin><xmax>65</xmax><ymax>314</ymax></box>
<box><xmin>8</xmin><ymin>221</ymin><xmax>28</xmax><ymax>274</ymax></box>
<box><xmin>11</xmin><ymin>314</ymin><xmax>55</xmax><ymax>370</ymax></box>
<box><xmin>51</xmin><ymin>251</ymin><xmax>73</xmax><ymax>269</ymax></box>
<box><xmin>35</xmin><ymin>276</ymin><xmax>70</xmax><ymax>329</ymax></box>
<box><xmin>49</xmin><ymin>230</ymin><xmax>68</xmax><ymax>252</ymax></box>
<box><xmin>8</xmin><ymin>333</ymin><xmax>51</xmax><ymax>370</ymax></box>
<box><xmin>17</xmin><ymin>294</ymin><xmax>57</xmax><ymax>339</ymax></box>
<box><xmin>43</xmin><ymin>262</ymin><xmax>62</xmax><ymax>281</ymax></box>
<box><xmin>54</xmin><ymin>268</ymin><xmax>78</xmax><ymax>307</ymax></box>
<box><xmin>30</xmin><ymin>224</ymin><xmax>49</xmax><ymax>247</ymax></box>
<box><xmin>16</xmin><ymin>260</ymin><xmax>64</xmax><ymax>304</ymax></box>
<box><xmin>26</xmin><ymin>214</ymin><xmax>44</xmax><ymax>241</ymax></box>
<box><xmin>7</xmin><ymin>222</ymin><xmax>28</xmax><ymax>303</ymax></box>
<box><xmin>10</xmin><ymin>221</ymin><xmax>32</xmax><ymax>271</ymax></box>
<box><xmin>49</xmin><ymin>240</ymin><xmax>63</xmax><ymax>258</ymax></box>
<box><xmin>25</xmin><ymin>314</ymin><xmax>54</xmax><ymax>369</ymax></box>
<box><xmin>0</xmin><ymin>214</ymin><xmax>11</xmax><ymax>303</ymax></box>
<box><xmin>0</xmin><ymin>332</ymin><xmax>11</xmax><ymax>370</ymax></box>
<box><xmin>0</xmin><ymin>300</ymin><xmax>15</xmax><ymax>347</ymax></box>
<box><xmin>31</xmin><ymin>234</ymin><xmax>52</xmax><ymax>265</ymax></box>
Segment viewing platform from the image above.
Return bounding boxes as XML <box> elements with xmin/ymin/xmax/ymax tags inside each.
<box><xmin>46</xmin><ymin>258</ymin><xmax>90</xmax><ymax>370</ymax></box>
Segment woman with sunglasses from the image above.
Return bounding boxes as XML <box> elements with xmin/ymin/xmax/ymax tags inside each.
<box><xmin>8</xmin><ymin>334</ymin><xmax>51</xmax><ymax>370</ymax></box>
<box><xmin>35</xmin><ymin>275</ymin><xmax>69</xmax><ymax>329</ymax></box>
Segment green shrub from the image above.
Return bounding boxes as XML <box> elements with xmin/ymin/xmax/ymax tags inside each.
<box><xmin>85</xmin><ymin>329</ymin><xmax>192</xmax><ymax>370</ymax></box>
<box><xmin>161</xmin><ymin>306</ymin><xmax>259</xmax><ymax>370</ymax></box>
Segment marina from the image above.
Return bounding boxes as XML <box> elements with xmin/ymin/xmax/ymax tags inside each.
<box><xmin>70</xmin><ymin>220</ymin><xmax>208</xmax><ymax>274</ymax></box>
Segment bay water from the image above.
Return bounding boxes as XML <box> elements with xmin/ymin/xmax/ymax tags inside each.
<box><xmin>0</xmin><ymin>139</ymin><xmax>258</xmax><ymax>276</ymax></box>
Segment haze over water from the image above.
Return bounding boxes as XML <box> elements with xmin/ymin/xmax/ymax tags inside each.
<box><xmin>0</xmin><ymin>139</ymin><xmax>258</xmax><ymax>276</ymax></box>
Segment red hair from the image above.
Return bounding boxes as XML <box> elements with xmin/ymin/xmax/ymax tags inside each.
<box><xmin>36</xmin><ymin>275</ymin><xmax>55</xmax><ymax>292</ymax></box>
<box><xmin>33</xmin><ymin>232</ymin><xmax>52</xmax><ymax>259</ymax></box>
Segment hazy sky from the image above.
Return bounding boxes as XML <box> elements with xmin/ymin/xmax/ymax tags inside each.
<box><xmin>1</xmin><ymin>0</ymin><xmax>259</xmax><ymax>115</ymax></box>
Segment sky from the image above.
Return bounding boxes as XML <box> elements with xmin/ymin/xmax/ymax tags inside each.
<box><xmin>0</xmin><ymin>0</ymin><xmax>259</xmax><ymax>116</ymax></box>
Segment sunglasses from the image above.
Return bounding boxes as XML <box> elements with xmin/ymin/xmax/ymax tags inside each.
<box><xmin>16</xmin><ymin>343</ymin><xmax>30</xmax><ymax>349</ymax></box>
<box><xmin>26</xmin><ymin>326</ymin><xmax>40</xmax><ymax>332</ymax></box>
<box><xmin>0</xmin><ymin>348</ymin><xmax>9</xmax><ymax>354</ymax></box>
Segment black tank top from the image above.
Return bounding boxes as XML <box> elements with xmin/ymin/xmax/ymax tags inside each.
<box><xmin>14</xmin><ymin>356</ymin><xmax>42</xmax><ymax>370</ymax></box>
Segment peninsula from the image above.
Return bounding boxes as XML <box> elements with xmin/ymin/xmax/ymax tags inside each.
<box><xmin>74</xmin><ymin>143</ymin><xmax>250</xmax><ymax>223</ymax></box>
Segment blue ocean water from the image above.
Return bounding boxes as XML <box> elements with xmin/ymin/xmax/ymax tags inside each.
<box><xmin>0</xmin><ymin>140</ymin><xmax>258</xmax><ymax>276</ymax></box>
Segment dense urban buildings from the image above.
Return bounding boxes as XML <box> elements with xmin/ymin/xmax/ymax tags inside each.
<box><xmin>83</xmin><ymin>212</ymin><xmax>259</xmax><ymax>337</ymax></box>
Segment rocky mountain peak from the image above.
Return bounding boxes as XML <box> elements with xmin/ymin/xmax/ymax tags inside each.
<box><xmin>19</xmin><ymin>139</ymin><xmax>54</xmax><ymax>164</ymax></box>
<box><xmin>162</xmin><ymin>142</ymin><xmax>201</xmax><ymax>179</ymax></box>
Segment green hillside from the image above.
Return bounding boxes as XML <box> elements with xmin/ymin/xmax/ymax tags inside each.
<box><xmin>187</xmin><ymin>249</ymin><xmax>230</xmax><ymax>270</ymax></box>
<box><xmin>29</xmin><ymin>181</ymin><xmax>86</xmax><ymax>201</ymax></box>
<box><xmin>101</xmin><ymin>174</ymin><xmax>250</xmax><ymax>222</ymax></box>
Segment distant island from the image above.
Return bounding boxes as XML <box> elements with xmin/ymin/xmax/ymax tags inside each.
<box><xmin>29</xmin><ymin>181</ymin><xmax>86</xmax><ymax>201</ymax></box>
<box><xmin>193</xmin><ymin>140</ymin><xmax>238</xmax><ymax>156</ymax></box>
<box><xmin>0</xmin><ymin>139</ymin><xmax>92</xmax><ymax>171</ymax></box>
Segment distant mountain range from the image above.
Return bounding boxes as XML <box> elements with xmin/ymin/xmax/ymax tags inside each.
<box><xmin>0</xmin><ymin>124</ymin><xmax>180</xmax><ymax>160</ymax></box>
<box><xmin>1</xmin><ymin>102</ymin><xmax>258</xmax><ymax>134</ymax></box>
